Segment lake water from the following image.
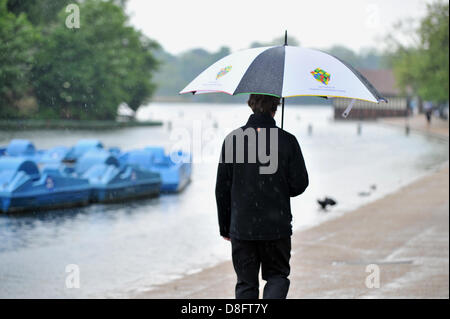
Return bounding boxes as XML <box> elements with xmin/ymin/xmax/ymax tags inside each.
<box><xmin>0</xmin><ymin>103</ymin><xmax>448</xmax><ymax>298</ymax></box>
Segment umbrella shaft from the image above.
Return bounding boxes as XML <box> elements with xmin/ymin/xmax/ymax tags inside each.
<box><xmin>281</xmin><ymin>98</ymin><xmax>285</xmax><ymax>129</ymax></box>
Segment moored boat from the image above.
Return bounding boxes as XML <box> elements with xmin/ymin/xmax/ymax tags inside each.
<box><xmin>77</xmin><ymin>150</ymin><xmax>161</xmax><ymax>202</ymax></box>
<box><xmin>0</xmin><ymin>157</ymin><xmax>91</xmax><ymax>213</ymax></box>
<box><xmin>63</xmin><ymin>139</ymin><xmax>104</xmax><ymax>162</ymax></box>
<box><xmin>122</xmin><ymin>147</ymin><xmax>191</xmax><ymax>193</ymax></box>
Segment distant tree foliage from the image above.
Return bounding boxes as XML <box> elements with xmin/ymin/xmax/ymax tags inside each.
<box><xmin>6</xmin><ymin>0</ymin><xmax>127</xmax><ymax>26</ymax></box>
<box><xmin>6</xmin><ymin>0</ymin><xmax>72</xmax><ymax>26</ymax></box>
<box><xmin>388</xmin><ymin>0</ymin><xmax>449</xmax><ymax>103</ymax></box>
<box><xmin>153</xmin><ymin>46</ymin><xmax>239</xmax><ymax>103</ymax></box>
<box><xmin>154</xmin><ymin>36</ymin><xmax>388</xmax><ymax>104</ymax></box>
<box><xmin>0</xmin><ymin>0</ymin><xmax>39</xmax><ymax>119</ymax></box>
<box><xmin>0</xmin><ymin>0</ymin><xmax>158</xmax><ymax>120</ymax></box>
<box><xmin>31</xmin><ymin>0</ymin><xmax>159</xmax><ymax>120</ymax></box>
<box><xmin>250</xmin><ymin>35</ymin><xmax>300</xmax><ymax>48</ymax></box>
<box><xmin>324</xmin><ymin>45</ymin><xmax>389</xmax><ymax>70</ymax></box>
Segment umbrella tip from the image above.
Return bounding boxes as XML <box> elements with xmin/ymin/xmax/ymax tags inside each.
<box><xmin>284</xmin><ymin>30</ymin><xmax>288</xmax><ymax>46</ymax></box>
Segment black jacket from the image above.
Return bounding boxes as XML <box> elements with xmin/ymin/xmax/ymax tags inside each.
<box><xmin>215</xmin><ymin>113</ymin><xmax>309</xmax><ymax>240</ymax></box>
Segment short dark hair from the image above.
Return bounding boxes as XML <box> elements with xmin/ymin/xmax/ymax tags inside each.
<box><xmin>247</xmin><ymin>94</ymin><xmax>281</xmax><ymax>115</ymax></box>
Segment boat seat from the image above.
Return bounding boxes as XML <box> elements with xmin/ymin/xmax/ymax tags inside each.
<box><xmin>6</xmin><ymin>139</ymin><xmax>36</xmax><ymax>157</ymax></box>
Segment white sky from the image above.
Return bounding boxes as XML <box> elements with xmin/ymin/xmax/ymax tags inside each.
<box><xmin>126</xmin><ymin>0</ymin><xmax>437</xmax><ymax>55</ymax></box>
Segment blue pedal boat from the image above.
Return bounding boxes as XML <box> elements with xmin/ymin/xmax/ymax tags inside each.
<box><xmin>38</xmin><ymin>146</ymin><xmax>70</xmax><ymax>165</ymax></box>
<box><xmin>0</xmin><ymin>157</ymin><xmax>91</xmax><ymax>213</ymax></box>
<box><xmin>64</xmin><ymin>139</ymin><xmax>104</xmax><ymax>162</ymax></box>
<box><xmin>76</xmin><ymin>150</ymin><xmax>161</xmax><ymax>202</ymax></box>
<box><xmin>5</xmin><ymin>140</ymin><xmax>72</xmax><ymax>166</ymax></box>
<box><xmin>122</xmin><ymin>147</ymin><xmax>191</xmax><ymax>193</ymax></box>
<box><xmin>4</xmin><ymin>139</ymin><xmax>44</xmax><ymax>162</ymax></box>
<box><xmin>5</xmin><ymin>139</ymin><xmax>36</xmax><ymax>157</ymax></box>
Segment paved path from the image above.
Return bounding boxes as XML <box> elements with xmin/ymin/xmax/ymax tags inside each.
<box><xmin>136</xmin><ymin>164</ymin><xmax>449</xmax><ymax>298</ymax></box>
<box><xmin>380</xmin><ymin>114</ymin><xmax>449</xmax><ymax>139</ymax></box>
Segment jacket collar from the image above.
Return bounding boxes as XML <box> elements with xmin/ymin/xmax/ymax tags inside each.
<box><xmin>245</xmin><ymin>113</ymin><xmax>276</xmax><ymax>128</ymax></box>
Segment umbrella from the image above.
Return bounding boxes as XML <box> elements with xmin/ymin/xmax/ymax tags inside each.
<box><xmin>180</xmin><ymin>32</ymin><xmax>387</xmax><ymax>128</ymax></box>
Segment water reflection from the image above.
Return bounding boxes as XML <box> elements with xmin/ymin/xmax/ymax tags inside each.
<box><xmin>0</xmin><ymin>197</ymin><xmax>163</xmax><ymax>253</ymax></box>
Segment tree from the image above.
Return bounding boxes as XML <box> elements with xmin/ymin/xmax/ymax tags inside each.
<box><xmin>0</xmin><ymin>0</ymin><xmax>39</xmax><ymax>119</ymax></box>
<box><xmin>388</xmin><ymin>1</ymin><xmax>449</xmax><ymax>103</ymax></box>
<box><xmin>415</xmin><ymin>1</ymin><xmax>449</xmax><ymax>102</ymax></box>
<box><xmin>6</xmin><ymin>0</ymin><xmax>128</xmax><ymax>26</ymax></box>
<box><xmin>6</xmin><ymin>0</ymin><xmax>73</xmax><ymax>26</ymax></box>
<box><xmin>250</xmin><ymin>36</ymin><xmax>299</xmax><ymax>48</ymax></box>
<box><xmin>325</xmin><ymin>45</ymin><xmax>360</xmax><ymax>66</ymax></box>
<box><xmin>153</xmin><ymin>46</ymin><xmax>234</xmax><ymax>103</ymax></box>
<box><xmin>32</xmin><ymin>0</ymin><xmax>159</xmax><ymax>120</ymax></box>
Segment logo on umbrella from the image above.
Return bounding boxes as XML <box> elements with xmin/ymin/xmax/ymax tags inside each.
<box><xmin>311</xmin><ymin>68</ymin><xmax>330</xmax><ymax>85</ymax></box>
<box><xmin>216</xmin><ymin>66</ymin><xmax>232</xmax><ymax>80</ymax></box>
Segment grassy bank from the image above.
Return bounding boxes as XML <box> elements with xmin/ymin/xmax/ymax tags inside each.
<box><xmin>0</xmin><ymin>119</ymin><xmax>163</xmax><ymax>130</ymax></box>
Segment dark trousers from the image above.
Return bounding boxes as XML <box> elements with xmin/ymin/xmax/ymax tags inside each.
<box><xmin>231</xmin><ymin>237</ymin><xmax>291</xmax><ymax>299</ymax></box>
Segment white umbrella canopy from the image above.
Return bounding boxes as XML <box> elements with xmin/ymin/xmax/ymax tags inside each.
<box><xmin>180</xmin><ymin>37</ymin><xmax>387</xmax><ymax>127</ymax></box>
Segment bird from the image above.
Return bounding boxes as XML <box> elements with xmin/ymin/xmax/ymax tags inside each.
<box><xmin>317</xmin><ymin>197</ymin><xmax>337</xmax><ymax>210</ymax></box>
<box><xmin>358</xmin><ymin>184</ymin><xmax>377</xmax><ymax>197</ymax></box>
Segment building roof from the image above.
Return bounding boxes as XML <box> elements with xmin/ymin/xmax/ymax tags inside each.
<box><xmin>357</xmin><ymin>69</ymin><xmax>401</xmax><ymax>96</ymax></box>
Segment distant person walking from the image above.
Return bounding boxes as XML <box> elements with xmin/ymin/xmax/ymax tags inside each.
<box><xmin>424</xmin><ymin>101</ymin><xmax>433</xmax><ymax>126</ymax></box>
<box><xmin>215</xmin><ymin>94</ymin><xmax>309</xmax><ymax>299</ymax></box>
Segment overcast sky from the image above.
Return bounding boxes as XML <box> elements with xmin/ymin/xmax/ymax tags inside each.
<box><xmin>126</xmin><ymin>0</ymin><xmax>438</xmax><ymax>55</ymax></box>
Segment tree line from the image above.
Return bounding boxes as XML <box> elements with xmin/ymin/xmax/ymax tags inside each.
<box><xmin>153</xmin><ymin>1</ymin><xmax>448</xmax><ymax>107</ymax></box>
<box><xmin>153</xmin><ymin>37</ymin><xmax>390</xmax><ymax>104</ymax></box>
<box><xmin>1</xmin><ymin>0</ymin><xmax>447</xmax><ymax>120</ymax></box>
<box><xmin>0</xmin><ymin>0</ymin><xmax>159</xmax><ymax>120</ymax></box>
<box><xmin>386</xmin><ymin>1</ymin><xmax>448</xmax><ymax>106</ymax></box>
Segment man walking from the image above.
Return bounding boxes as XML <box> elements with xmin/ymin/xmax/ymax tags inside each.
<box><xmin>215</xmin><ymin>94</ymin><xmax>309</xmax><ymax>299</ymax></box>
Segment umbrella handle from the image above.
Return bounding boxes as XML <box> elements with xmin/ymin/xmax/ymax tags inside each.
<box><xmin>342</xmin><ymin>99</ymin><xmax>356</xmax><ymax>118</ymax></box>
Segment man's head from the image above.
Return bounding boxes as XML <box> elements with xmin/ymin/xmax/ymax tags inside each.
<box><xmin>248</xmin><ymin>94</ymin><xmax>281</xmax><ymax>117</ymax></box>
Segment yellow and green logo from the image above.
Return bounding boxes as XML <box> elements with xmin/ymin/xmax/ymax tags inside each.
<box><xmin>216</xmin><ymin>66</ymin><xmax>232</xmax><ymax>80</ymax></box>
<box><xmin>311</xmin><ymin>68</ymin><xmax>330</xmax><ymax>85</ymax></box>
